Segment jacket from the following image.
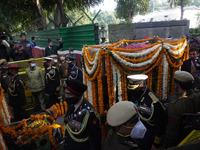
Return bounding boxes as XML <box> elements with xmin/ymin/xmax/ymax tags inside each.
<box><xmin>19</xmin><ymin>40</ymin><xmax>33</xmax><ymax>58</ymax></box>
<box><xmin>26</xmin><ymin>66</ymin><xmax>45</xmax><ymax>92</ymax></box>
<box><xmin>164</xmin><ymin>90</ymin><xmax>200</xmax><ymax>148</ymax></box>
<box><xmin>45</xmin><ymin>42</ymin><xmax>63</xmax><ymax>56</ymax></box>
<box><xmin>104</xmin><ymin>130</ymin><xmax>139</xmax><ymax>150</ymax></box>
<box><xmin>8</xmin><ymin>75</ymin><xmax>26</xmax><ymax>106</ymax></box>
<box><xmin>64</xmin><ymin>98</ymin><xmax>101</xmax><ymax>150</ymax></box>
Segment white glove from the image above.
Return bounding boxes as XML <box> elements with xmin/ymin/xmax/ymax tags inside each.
<box><xmin>2</xmin><ymin>40</ymin><xmax>10</xmax><ymax>48</ymax></box>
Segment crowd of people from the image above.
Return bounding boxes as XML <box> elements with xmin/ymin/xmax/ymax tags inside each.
<box><xmin>1</xmin><ymin>33</ymin><xmax>200</xmax><ymax>150</ymax></box>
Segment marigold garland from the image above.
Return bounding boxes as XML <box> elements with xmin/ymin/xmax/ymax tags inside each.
<box><xmin>105</xmin><ymin>52</ymin><xmax>114</xmax><ymax>107</ymax></box>
<box><xmin>48</xmin><ymin>127</ymin><xmax>57</xmax><ymax>148</ymax></box>
<box><xmin>61</xmin><ymin>125</ymin><xmax>65</xmax><ymax>139</ymax></box>
<box><xmin>97</xmin><ymin>68</ymin><xmax>104</xmax><ymax>114</ymax></box>
<box><xmin>60</xmin><ymin>102</ymin><xmax>64</xmax><ymax>115</ymax></box>
<box><xmin>63</xmin><ymin>101</ymin><xmax>68</xmax><ymax>113</ymax></box>
<box><xmin>91</xmin><ymin>81</ymin><xmax>98</xmax><ymax>111</ymax></box>
<box><xmin>157</xmin><ymin>55</ymin><xmax>163</xmax><ymax>99</ymax></box>
<box><xmin>56</xmin><ymin>103</ymin><xmax>61</xmax><ymax>117</ymax></box>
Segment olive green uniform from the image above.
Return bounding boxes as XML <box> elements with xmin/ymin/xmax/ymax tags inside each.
<box><xmin>164</xmin><ymin>90</ymin><xmax>200</xmax><ymax>148</ymax></box>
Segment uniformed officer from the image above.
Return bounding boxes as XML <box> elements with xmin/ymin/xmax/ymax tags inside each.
<box><xmin>64</xmin><ymin>79</ymin><xmax>101</xmax><ymax>150</ymax></box>
<box><xmin>59</xmin><ymin>52</ymin><xmax>68</xmax><ymax>81</ymax></box>
<box><xmin>7</xmin><ymin>65</ymin><xmax>27</xmax><ymax>122</ymax></box>
<box><xmin>43</xmin><ymin>57</ymin><xmax>60</xmax><ymax>108</ymax></box>
<box><xmin>164</xmin><ymin>71</ymin><xmax>200</xmax><ymax>148</ymax></box>
<box><xmin>0</xmin><ymin>59</ymin><xmax>12</xmax><ymax>114</ymax></box>
<box><xmin>127</xmin><ymin>74</ymin><xmax>166</xmax><ymax>150</ymax></box>
<box><xmin>49</xmin><ymin>54</ymin><xmax>59</xmax><ymax>71</ymax></box>
<box><xmin>104</xmin><ymin>101</ymin><xmax>146</xmax><ymax>150</ymax></box>
<box><xmin>67</xmin><ymin>57</ymin><xmax>83</xmax><ymax>82</ymax></box>
<box><xmin>0</xmin><ymin>59</ymin><xmax>11</xmax><ymax>92</ymax></box>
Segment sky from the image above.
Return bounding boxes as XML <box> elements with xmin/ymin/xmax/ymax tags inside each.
<box><xmin>90</xmin><ymin>0</ymin><xmax>117</xmax><ymax>12</ymax></box>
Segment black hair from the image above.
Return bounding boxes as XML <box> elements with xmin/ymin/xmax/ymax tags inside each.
<box><xmin>174</xmin><ymin>79</ymin><xmax>193</xmax><ymax>90</ymax></box>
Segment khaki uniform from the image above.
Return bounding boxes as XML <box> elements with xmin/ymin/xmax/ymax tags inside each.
<box><xmin>104</xmin><ymin>130</ymin><xmax>139</xmax><ymax>150</ymax></box>
<box><xmin>164</xmin><ymin>90</ymin><xmax>200</xmax><ymax>148</ymax></box>
<box><xmin>59</xmin><ymin>61</ymin><xmax>68</xmax><ymax>79</ymax></box>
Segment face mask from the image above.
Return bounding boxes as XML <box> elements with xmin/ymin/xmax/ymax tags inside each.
<box><xmin>65</xmin><ymin>97</ymin><xmax>80</xmax><ymax>105</ymax></box>
<box><xmin>54</xmin><ymin>59</ymin><xmax>58</xmax><ymax>63</ymax></box>
<box><xmin>60</xmin><ymin>57</ymin><xmax>65</xmax><ymax>61</ymax></box>
<box><xmin>70</xmin><ymin>52</ymin><xmax>74</xmax><ymax>54</ymax></box>
<box><xmin>31</xmin><ymin>63</ymin><xmax>36</xmax><ymax>67</ymax></box>
<box><xmin>130</xmin><ymin>120</ymin><xmax>147</xmax><ymax>139</ymax></box>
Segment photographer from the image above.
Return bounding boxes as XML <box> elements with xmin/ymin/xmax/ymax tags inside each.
<box><xmin>45</xmin><ymin>38</ymin><xmax>63</xmax><ymax>56</ymax></box>
<box><xmin>0</xmin><ymin>33</ymin><xmax>10</xmax><ymax>61</ymax></box>
<box><xmin>8</xmin><ymin>44</ymin><xmax>29</xmax><ymax>61</ymax></box>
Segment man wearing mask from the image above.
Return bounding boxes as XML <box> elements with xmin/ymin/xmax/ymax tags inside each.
<box><xmin>45</xmin><ymin>38</ymin><xmax>63</xmax><ymax>57</ymax></box>
<box><xmin>64</xmin><ymin>79</ymin><xmax>101</xmax><ymax>150</ymax></box>
<box><xmin>26</xmin><ymin>58</ymin><xmax>45</xmax><ymax>111</ymax></box>
<box><xmin>7</xmin><ymin>65</ymin><xmax>27</xmax><ymax>122</ymax></box>
<box><xmin>127</xmin><ymin>74</ymin><xmax>166</xmax><ymax>150</ymax></box>
<box><xmin>19</xmin><ymin>33</ymin><xmax>32</xmax><ymax>58</ymax></box>
<box><xmin>164</xmin><ymin>71</ymin><xmax>200</xmax><ymax>148</ymax></box>
<box><xmin>50</xmin><ymin>55</ymin><xmax>59</xmax><ymax>71</ymax></box>
<box><xmin>104</xmin><ymin>101</ymin><xmax>146</xmax><ymax>150</ymax></box>
<box><xmin>68</xmin><ymin>47</ymin><xmax>76</xmax><ymax>58</ymax></box>
<box><xmin>67</xmin><ymin>57</ymin><xmax>83</xmax><ymax>82</ymax></box>
<box><xmin>59</xmin><ymin>52</ymin><xmax>68</xmax><ymax>81</ymax></box>
<box><xmin>43</xmin><ymin>57</ymin><xmax>60</xmax><ymax>108</ymax></box>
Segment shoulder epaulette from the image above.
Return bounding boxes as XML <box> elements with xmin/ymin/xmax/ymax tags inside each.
<box><xmin>148</xmin><ymin>92</ymin><xmax>159</xmax><ymax>103</ymax></box>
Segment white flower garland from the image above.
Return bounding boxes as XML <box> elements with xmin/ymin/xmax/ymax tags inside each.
<box><xmin>117</xmin><ymin>69</ymin><xmax>122</xmax><ymax>102</ymax></box>
<box><xmin>85</xmin><ymin>48</ymin><xmax>100</xmax><ymax>65</ymax></box>
<box><xmin>0</xmin><ymin>133</ymin><xmax>6</xmax><ymax>150</ymax></box>
<box><xmin>87</xmin><ymin>80</ymin><xmax>93</xmax><ymax>104</ymax></box>
<box><xmin>112</xmin><ymin>64</ymin><xmax>117</xmax><ymax>103</ymax></box>
<box><xmin>84</xmin><ymin>49</ymin><xmax>100</xmax><ymax>75</ymax></box>
<box><xmin>83</xmin><ymin>69</ymin><xmax>86</xmax><ymax>98</ymax></box>
<box><xmin>163</xmin><ymin>40</ymin><xmax>187</xmax><ymax>56</ymax></box>
<box><xmin>2</xmin><ymin>98</ymin><xmax>11</xmax><ymax>124</ymax></box>
<box><xmin>111</xmin><ymin>47</ymin><xmax>162</xmax><ymax>68</ymax></box>
<box><xmin>162</xmin><ymin>54</ymin><xmax>168</xmax><ymax>101</ymax></box>
<box><xmin>163</xmin><ymin>39</ymin><xmax>186</xmax><ymax>49</ymax></box>
<box><xmin>117</xmin><ymin>44</ymin><xmax>162</xmax><ymax>58</ymax></box>
<box><xmin>1</xmin><ymin>109</ymin><xmax>8</xmax><ymax>126</ymax></box>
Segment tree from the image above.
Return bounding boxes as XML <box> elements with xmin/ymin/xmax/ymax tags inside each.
<box><xmin>168</xmin><ymin>0</ymin><xmax>192</xmax><ymax>20</ymax></box>
<box><xmin>114</xmin><ymin>0</ymin><xmax>150</xmax><ymax>23</ymax></box>
<box><xmin>0</xmin><ymin>0</ymin><xmax>103</xmax><ymax>34</ymax></box>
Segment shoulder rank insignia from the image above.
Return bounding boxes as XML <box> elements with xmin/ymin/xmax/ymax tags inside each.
<box><xmin>148</xmin><ymin>92</ymin><xmax>159</xmax><ymax>103</ymax></box>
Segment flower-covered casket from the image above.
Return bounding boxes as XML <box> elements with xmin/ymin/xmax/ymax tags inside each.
<box><xmin>82</xmin><ymin>37</ymin><xmax>189</xmax><ymax>114</ymax></box>
<box><xmin>0</xmin><ymin>86</ymin><xmax>68</xmax><ymax>150</ymax></box>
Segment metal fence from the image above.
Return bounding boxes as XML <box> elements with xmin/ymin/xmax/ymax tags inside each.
<box><xmin>24</xmin><ymin>23</ymin><xmax>99</xmax><ymax>50</ymax></box>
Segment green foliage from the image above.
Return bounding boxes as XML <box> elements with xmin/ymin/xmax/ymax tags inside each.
<box><xmin>114</xmin><ymin>0</ymin><xmax>150</xmax><ymax>23</ymax></box>
<box><xmin>0</xmin><ymin>0</ymin><xmax>103</xmax><ymax>35</ymax></box>
<box><xmin>168</xmin><ymin>0</ymin><xmax>192</xmax><ymax>7</ymax></box>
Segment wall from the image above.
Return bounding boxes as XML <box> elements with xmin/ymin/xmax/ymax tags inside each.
<box><xmin>109</xmin><ymin>20</ymin><xmax>190</xmax><ymax>42</ymax></box>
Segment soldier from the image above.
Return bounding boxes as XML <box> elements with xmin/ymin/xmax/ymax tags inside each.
<box><xmin>67</xmin><ymin>57</ymin><xmax>83</xmax><ymax>82</ymax></box>
<box><xmin>7</xmin><ymin>65</ymin><xmax>27</xmax><ymax>122</ymax></box>
<box><xmin>43</xmin><ymin>57</ymin><xmax>60</xmax><ymax>108</ymax></box>
<box><xmin>59</xmin><ymin>52</ymin><xmax>68</xmax><ymax>81</ymax></box>
<box><xmin>127</xmin><ymin>74</ymin><xmax>166</xmax><ymax>150</ymax></box>
<box><xmin>49</xmin><ymin>54</ymin><xmax>59</xmax><ymax>71</ymax></box>
<box><xmin>164</xmin><ymin>71</ymin><xmax>200</xmax><ymax>148</ymax></box>
<box><xmin>64</xmin><ymin>79</ymin><xmax>101</xmax><ymax>150</ymax></box>
<box><xmin>67</xmin><ymin>47</ymin><xmax>76</xmax><ymax>58</ymax></box>
<box><xmin>0</xmin><ymin>59</ymin><xmax>11</xmax><ymax>92</ymax></box>
<box><xmin>45</xmin><ymin>38</ymin><xmax>63</xmax><ymax>57</ymax></box>
<box><xmin>104</xmin><ymin>101</ymin><xmax>146</xmax><ymax>150</ymax></box>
